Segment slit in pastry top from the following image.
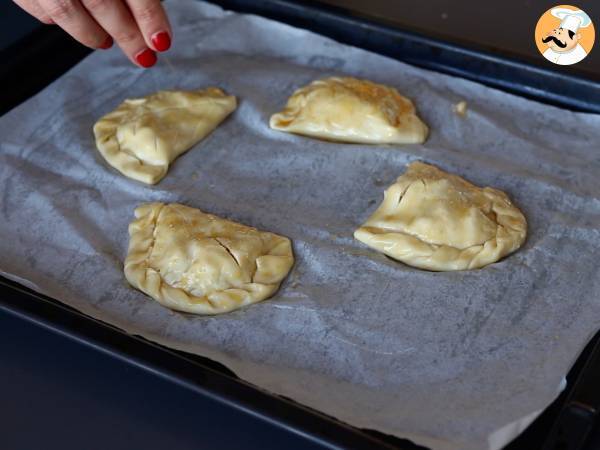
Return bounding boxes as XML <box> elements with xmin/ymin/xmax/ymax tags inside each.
<box><xmin>124</xmin><ymin>203</ymin><xmax>295</xmax><ymax>315</ymax></box>
<box><xmin>354</xmin><ymin>162</ymin><xmax>527</xmax><ymax>271</ymax></box>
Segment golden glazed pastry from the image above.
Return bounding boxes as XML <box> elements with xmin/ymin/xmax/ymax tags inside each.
<box><xmin>270</xmin><ymin>77</ymin><xmax>428</xmax><ymax>144</ymax></box>
<box><xmin>94</xmin><ymin>88</ymin><xmax>236</xmax><ymax>184</ymax></box>
<box><xmin>125</xmin><ymin>203</ymin><xmax>294</xmax><ymax>314</ymax></box>
<box><xmin>354</xmin><ymin>162</ymin><xmax>527</xmax><ymax>271</ymax></box>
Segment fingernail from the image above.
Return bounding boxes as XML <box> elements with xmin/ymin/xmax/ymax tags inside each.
<box><xmin>135</xmin><ymin>48</ymin><xmax>157</xmax><ymax>68</ymax></box>
<box><xmin>151</xmin><ymin>31</ymin><xmax>171</xmax><ymax>52</ymax></box>
<box><xmin>99</xmin><ymin>36</ymin><xmax>113</xmax><ymax>50</ymax></box>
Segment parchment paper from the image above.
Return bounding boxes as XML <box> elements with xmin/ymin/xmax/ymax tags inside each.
<box><xmin>1</xmin><ymin>1</ymin><xmax>600</xmax><ymax>449</ymax></box>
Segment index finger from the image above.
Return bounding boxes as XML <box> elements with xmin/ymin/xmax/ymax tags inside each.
<box><xmin>125</xmin><ymin>0</ymin><xmax>172</xmax><ymax>52</ymax></box>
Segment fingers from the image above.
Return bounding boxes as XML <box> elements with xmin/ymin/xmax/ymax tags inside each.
<box><xmin>14</xmin><ymin>0</ymin><xmax>172</xmax><ymax>68</ymax></box>
<box><xmin>37</xmin><ymin>0</ymin><xmax>111</xmax><ymax>48</ymax></box>
<box><xmin>81</xmin><ymin>0</ymin><xmax>156</xmax><ymax>67</ymax></box>
<box><xmin>12</xmin><ymin>0</ymin><xmax>54</xmax><ymax>24</ymax></box>
<box><xmin>125</xmin><ymin>0</ymin><xmax>171</xmax><ymax>52</ymax></box>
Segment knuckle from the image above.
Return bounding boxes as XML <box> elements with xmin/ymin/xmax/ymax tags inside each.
<box><xmin>74</xmin><ymin>31</ymin><xmax>101</xmax><ymax>47</ymax></box>
<box><xmin>30</xmin><ymin>2</ymin><xmax>54</xmax><ymax>24</ymax></box>
<box><xmin>45</xmin><ymin>0</ymin><xmax>77</xmax><ymax>20</ymax></box>
<box><xmin>132</xmin><ymin>1</ymin><xmax>161</xmax><ymax>23</ymax></box>
<box><xmin>81</xmin><ymin>0</ymin><xmax>109</xmax><ymax>13</ymax></box>
<box><xmin>114</xmin><ymin>29</ymin><xmax>139</xmax><ymax>44</ymax></box>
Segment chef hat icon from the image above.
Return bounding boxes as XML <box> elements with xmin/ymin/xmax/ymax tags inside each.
<box><xmin>551</xmin><ymin>7</ymin><xmax>592</xmax><ymax>33</ymax></box>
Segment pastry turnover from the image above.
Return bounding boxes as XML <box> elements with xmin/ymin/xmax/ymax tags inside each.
<box><xmin>354</xmin><ymin>162</ymin><xmax>527</xmax><ymax>271</ymax></box>
<box><xmin>94</xmin><ymin>88</ymin><xmax>236</xmax><ymax>184</ymax></box>
<box><xmin>269</xmin><ymin>77</ymin><xmax>428</xmax><ymax>144</ymax></box>
<box><xmin>125</xmin><ymin>203</ymin><xmax>294</xmax><ymax>314</ymax></box>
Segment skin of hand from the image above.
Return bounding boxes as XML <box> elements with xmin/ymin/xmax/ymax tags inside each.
<box><xmin>12</xmin><ymin>0</ymin><xmax>172</xmax><ymax>68</ymax></box>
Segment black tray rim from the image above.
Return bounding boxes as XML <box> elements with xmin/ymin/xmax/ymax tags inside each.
<box><xmin>211</xmin><ymin>0</ymin><xmax>600</xmax><ymax>113</ymax></box>
<box><xmin>0</xmin><ymin>276</ymin><xmax>407</xmax><ymax>450</ymax></box>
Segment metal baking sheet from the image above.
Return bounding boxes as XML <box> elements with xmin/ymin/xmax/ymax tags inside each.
<box><xmin>1</xmin><ymin>1</ymin><xmax>599</xmax><ymax>449</ymax></box>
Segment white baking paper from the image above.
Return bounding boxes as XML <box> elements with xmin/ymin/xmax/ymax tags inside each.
<box><xmin>1</xmin><ymin>1</ymin><xmax>599</xmax><ymax>449</ymax></box>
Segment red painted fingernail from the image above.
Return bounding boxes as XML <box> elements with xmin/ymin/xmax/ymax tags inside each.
<box><xmin>135</xmin><ymin>48</ymin><xmax>157</xmax><ymax>68</ymax></box>
<box><xmin>99</xmin><ymin>36</ymin><xmax>113</xmax><ymax>49</ymax></box>
<box><xmin>151</xmin><ymin>31</ymin><xmax>171</xmax><ymax>52</ymax></box>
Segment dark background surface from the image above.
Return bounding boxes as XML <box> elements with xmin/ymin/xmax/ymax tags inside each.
<box><xmin>0</xmin><ymin>2</ymin><xmax>40</xmax><ymax>47</ymax></box>
<box><xmin>2</xmin><ymin>0</ymin><xmax>599</xmax><ymax>78</ymax></box>
<box><xmin>0</xmin><ymin>310</ymin><xmax>324</xmax><ymax>450</ymax></box>
<box><xmin>317</xmin><ymin>0</ymin><xmax>600</xmax><ymax>79</ymax></box>
<box><xmin>1</xmin><ymin>1</ymin><xmax>599</xmax><ymax>449</ymax></box>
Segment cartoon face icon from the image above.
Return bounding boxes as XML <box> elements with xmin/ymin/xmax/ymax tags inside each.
<box><xmin>542</xmin><ymin>27</ymin><xmax>580</xmax><ymax>52</ymax></box>
<box><xmin>536</xmin><ymin>6</ymin><xmax>594</xmax><ymax>66</ymax></box>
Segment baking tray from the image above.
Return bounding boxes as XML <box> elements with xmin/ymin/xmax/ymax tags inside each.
<box><xmin>1</xmin><ymin>1</ymin><xmax>599</xmax><ymax>448</ymax></box>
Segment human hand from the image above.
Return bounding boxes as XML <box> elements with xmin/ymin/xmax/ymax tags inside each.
<box><xmin>12</xmin><ymin>0</ymin><xmax>172</xmax><ymax>68</ymax></box>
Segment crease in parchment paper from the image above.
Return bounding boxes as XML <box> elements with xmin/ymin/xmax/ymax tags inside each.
<box><xmin>0</xmin><ymin>1</ymin><xmax>599</xmax><ymax>449</ymax></box>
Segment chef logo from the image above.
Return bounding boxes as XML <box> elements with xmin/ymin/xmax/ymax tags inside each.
<box><xmin>535</xmin><ymin>5</ymin><xmax>595</xmax><ymax>65</ymax></box>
